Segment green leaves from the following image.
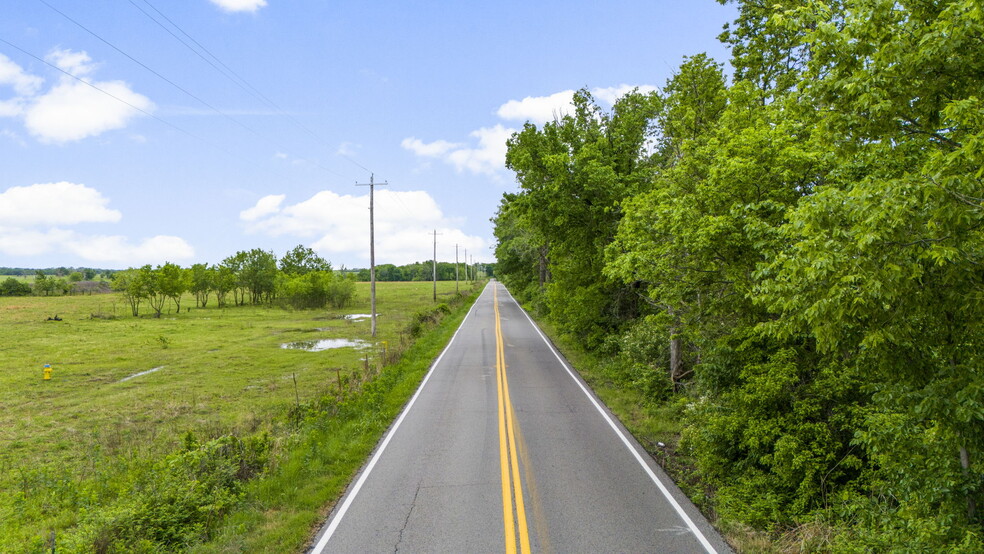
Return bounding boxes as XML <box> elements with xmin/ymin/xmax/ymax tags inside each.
<box><xmin>495</xmin><ymin>0</ymin><xmax>984</xmax><ymax>545</ymax></box>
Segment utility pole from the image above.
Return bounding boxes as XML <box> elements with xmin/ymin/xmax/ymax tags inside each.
<box><xmin>454</xmin><ymin>244</ymin><xmax>459</xmax><ymax>294</ymax></box>
<box><xmin>357</xmin><ymin>174</ymin><xmax>387</xmax><ymax>337</ymax></box>
<box><xmin>463</xmin><ymin>248</ymin><xmax>468</xmax><ymax>281</ymax></box>
<box><xmin>431</xmin><ymin>229</ymin><xmax>442</xmax><ymax>302</ymax></box>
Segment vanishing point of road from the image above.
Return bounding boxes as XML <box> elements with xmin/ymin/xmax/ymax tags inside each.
<box><xmin>309</xmin><ymin>281</ymin><xmax>731</xmax><ymax>553</ymax></box>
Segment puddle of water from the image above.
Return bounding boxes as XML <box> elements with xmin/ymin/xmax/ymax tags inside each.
<box><xmin>344</xmin><ymin>314</ymin><xmax>373</xmax><ymax>321</ymax></box>
<box><xmin>280</xmin><ymin>339</ymin><xmax>370</xmax><ymax>352</ymax></box>
<box><xmin>120</xmin><ymin>366</ymin><xmax>164</xmax><ymax>382</ymax></box>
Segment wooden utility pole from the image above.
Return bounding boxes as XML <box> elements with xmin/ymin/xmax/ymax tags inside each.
<box><xmin>431</xmin><ymin>229</ymin><xmax>442</xmax><ymax>302</ymax></box>
<box><xmin>454</xmin><ymin>244</ymin><xmax>459</xmax><ymax>294</ymax></box>
<box><xmin>463</xmin><ymin>248</ymin><xmax>468</xmax><ymax>281</ymax></box>
<box><xmin>357</xmin><ymin>174</ymin><xmax>387</xmax><ymax>337</ymax></box>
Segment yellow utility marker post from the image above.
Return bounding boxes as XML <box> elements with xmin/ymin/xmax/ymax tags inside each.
<box><xmin>43</xmin><ymin>363</ymin><xmax>52</xmax><ymax>380</ymax></box>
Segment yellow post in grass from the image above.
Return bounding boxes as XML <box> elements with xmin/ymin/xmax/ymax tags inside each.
<box><xmin>43</xmin><ymin>364</ymin><xmax>52</xmax><ymax>380</ymax></box>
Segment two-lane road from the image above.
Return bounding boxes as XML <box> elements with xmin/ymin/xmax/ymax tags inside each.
<box><xmin>309</xmin><ymin>281</ymin><xmax>731</xmax><ymax>553</ymax></box>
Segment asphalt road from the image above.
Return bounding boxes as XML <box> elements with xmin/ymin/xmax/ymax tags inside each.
<box><xmin>309</xmin><ymin>281</ymin><xmax>731</xmax><ymax>553</ymax></box>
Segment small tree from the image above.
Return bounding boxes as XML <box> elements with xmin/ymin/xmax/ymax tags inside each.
<box><xmin>156</xmin><ymin>262</ymin><xmax>189</xmax><ymax>314</ymax></box>
<box><xmin>189</xmin><ymin>263</ymin><xmax>214</xmax><ymax>307</ymax></box>
<box><xmin>214</xmin><ymin>264</ymin><xmax>236</xmax><ymax>307</ymax></box>
<box><xmin>280</xmin><ymin>244</ymin><xmax>331</xmax><ymax>275</ymax></box>
<box><xmin>142</xmin><ymin>265</ymin><xmax>167</xmax><ymax>318</ymax></box>
<box><xmin>112</xmin><ymin>268</ymin><xmax>149</xmax><ymax>316</ymax></box>
<box><xmin>33</xmin><ymin>271</ymin><xmax>55</xmax><ymax>296</ymax></box>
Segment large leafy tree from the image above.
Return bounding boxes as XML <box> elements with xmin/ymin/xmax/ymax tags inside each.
<box><xmin>238</xmin><ymin>249</ymin><xmax>278</xmax><ymax>304</ymax></box>
<box><xmin>503</xmin><ymin>88</ymin><xmax>661</xmax><ymax>345</ymax></box>
<box><xmin>751</xmin><ymin>0</ymin><xmax>984</xmax><ymax>543</ymax></box>
<box><xmin>279</xmin><ymin>244</ymin><xmax>331</xmax><ymax>275</ymax></box>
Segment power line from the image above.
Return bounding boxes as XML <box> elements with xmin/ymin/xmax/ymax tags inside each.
<box><xmin>131</xmin><ymin>0</ymin><xmax>274</xmax><ymax>107</ymax></box>
<box><xmin>128</xmin><ymin>0</ymin><xmax>375</xmax><ymax>178</ymax></box>
<box><xmin>0</xmin><ymin>35</ymin><xmax>220</xmax><ymax>151</ymax></box>
<box><xmin>36</xmin><ymin>1</ymin><xmax>254</xmax><ymax>137</ymax></box>
<box><xmin>38</xmin><ymin>0</ymin><xmax>351</xmax><ymax>180</ymax></box>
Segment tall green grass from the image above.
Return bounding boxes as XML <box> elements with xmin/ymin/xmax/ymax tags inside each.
<box><xmin>0</xmin><ymin>281</ymin><xmax>483</xmax><ymax>552</ymax></box>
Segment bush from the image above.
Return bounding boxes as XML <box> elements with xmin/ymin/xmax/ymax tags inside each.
<box><xmin>0</xmin><ymin>277</ymin><xmax>32</xmax><ymax>296</ymax></box>
<box><xmin>326</xmin><ymin>274</ymin><xmax>356</xmax><ymax>308</ymax></box>
<box><xmin>279</xmin><ymin>272</ymin><xmax>356</xmax><ymax>310</ymax></box>
<box><xmin>64</xmin><ymin>434</ymin><xmax>271</xmax><ymax>552</ymax></box>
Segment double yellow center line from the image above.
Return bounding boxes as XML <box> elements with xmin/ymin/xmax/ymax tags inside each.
<box><xmin>494</xmin><ymin>286</ymin><xmax>532</xmax><ymax>554</ymax></box>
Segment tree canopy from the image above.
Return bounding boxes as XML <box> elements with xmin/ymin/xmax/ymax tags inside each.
<box><xmin>494</xmin><ymin>1</ymin><xmax>984</xmax><ymax>548</ymax></box>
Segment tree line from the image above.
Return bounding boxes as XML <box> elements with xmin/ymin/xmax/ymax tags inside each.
<box><xmin>353</xmin><ymin>261</ymin><xmax>492</xmax><ymax>282</ymax></box>
<box><xmin>111</xmin><ymin>245</ymin><xmax>355</xmax><ymax>317</ymax></box>
<box><xmin>494</xmin><ymin>0</ymin><xmax>983</xmax><ymax>548</ymax></box>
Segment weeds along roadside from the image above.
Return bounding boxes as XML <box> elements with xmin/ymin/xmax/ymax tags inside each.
<box><xmin>192</xmin><ymin>283</ymin><xmax>484</xmax><ymax>553</ymax></box>
<box><xmin>2</xmin><ymin>281</ymin><xmax>485</xmax><ymax>553</ymax></box>
<box><xmin>507</xmin><ymin>296</ymin><xmax>843</xmax><ymax>553</ymax></box>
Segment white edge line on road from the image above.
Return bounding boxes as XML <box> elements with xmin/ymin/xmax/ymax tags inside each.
<box><xmin>501</xmin><ymin>285</ymin><xmax>719</xmax><ymax>554</ymax></box>
<box><xmin>310</xmin><ymin>284</ymin><xmax>488</xmax><ymax>554</ymax></box>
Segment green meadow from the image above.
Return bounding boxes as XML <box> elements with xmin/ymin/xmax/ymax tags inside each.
<box><xmin>0</xmin><ymin>280</ymin><xmax>483</xmax><ymax>552</ymax></box>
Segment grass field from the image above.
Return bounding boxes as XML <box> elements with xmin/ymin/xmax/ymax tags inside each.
<box><xmin>0</xmin><ymin>280</ymin><xmax>482</xmax><ymax>551</ymax></box>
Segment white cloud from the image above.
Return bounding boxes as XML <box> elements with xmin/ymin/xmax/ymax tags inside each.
<box><xmin>495</xmin><ymin>85</ymin><xmax>659</xmax><ymax>126</ymax></box>
<box><xmin>402</xmin><ymin>84</ymin><xmax>657</xmax><ymax>178</ymax></box>
<box><xmin>25</xmin><ymin>78</ymin><xmax>154</xmax><ymax>143</ymax></box>
<box><xmin>0</xmin><ymin>49</ymin><xmax>153</xmax><ymax>143</ymax></box>
<box><xmin>0</xmin><ymin>181</ymin><xmax>121</xmax><ymax>226</ymax></box>
<box><xmin>496</xmin><ymin>89</ymin><xmax>576</xmax><ymax>125</ymax></box>
<box><xmin>401</xmin><ymin>137</ymin><xmax>462</xmax><ymax>157</ymax></box>
<box><xmin>592</xmin><ymin>84</ymin><xmax>659</xmax><ymax>105</ymax></box>
<box><xmin>0</xmin><ymin>98</ymin><xmax>28</xmax><ymax>117</ymax></box>
<box><xmin>0</xmin><ymin>181</ymin><xmax>194</xmax><ymax>265</ymax></box>
<box><xmin>446</xmin><ymin>125</ymin><xmax>514</xmax><ymax>175</ymax></box>
<box><xmin>209</xmin><ymin>0</ymin><xmax>267</xmax><ymax>13</ymax></box>
<box><xmin>46</xmin><ymin>48</ymin><xmax>97</xmax><ymax>76</ymax></box>
<box><xmin>402</xmin><ymin>125</ymin><xmax>513</xmax><ymax>176</ymax></box>
<box><xmin>0</xmin><ymin>227</ymin><xmax>74</xmax><ymax>257</ymax></box>
<box><xmin>66</xmin><ymin>234</ymin><xmax>194</xmax><ymax>264</ymax></box>
<box><xmin>240</xmin><ymin>189</ymin><xmax>487</xmax><ymax>265</ymax></box>
<box><xmin>0</xmin><ymin>53</ymin><xmax>43</xmax><ymax>96</ymax></box>
<box><xmin>239</xmin><ymin>193</ymin><xmax>285</xmax><ymax>221</ymax></box>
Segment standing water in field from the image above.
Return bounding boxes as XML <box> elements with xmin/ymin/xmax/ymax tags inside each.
<box><xmin>343</xmin><ymin>314</ymin><xmax>373</xmax><ymax>321</ymax></box>
<box><xmin>119</xmin><ymin>366</ymin><xmax>164</xmax><ymax>382</ymax></box>
<box><xmin>280</xmin><ymin>339</ymin><xmax>369</xmax><ymax>352</ymax></box>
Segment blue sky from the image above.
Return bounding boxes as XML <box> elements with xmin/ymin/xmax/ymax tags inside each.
<box><xmin>0</xmin><ymin>0</ymin><xmax>736</xmax><ymax>270</ymax></box>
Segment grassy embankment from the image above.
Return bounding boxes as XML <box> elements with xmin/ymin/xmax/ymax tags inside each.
<box><xmin>0</xmin><ymin>280</ymin><xmax>484</xmax><ymax>552</ymax></box>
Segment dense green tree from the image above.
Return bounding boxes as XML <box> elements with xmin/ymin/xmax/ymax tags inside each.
<box><xmin>494</xmin><ymin>2</ymin><xmax>984</xmax><ymax>546</ymax></box>
<box><xmin>492</xmin><ymin>194</ymin><xmax>543</xmax><ymax>303</ymax></box>
<box><xmin>237</xmin><ymin>249</ymin><xmax>278</xmax><ymax>304</ymax></box>
<box><xmin>750</xmin><ymin>0</ymin><xmax>984</xmax><ymax>544</ymax></box>
<box><xmin>279</xmin><ymin>245</ymin><xmax>331</xmax><ymax>275</ymax></box>
<box><xmin>504</xmin><ymin>88</ymin><xmax>661</xmax><ymax>345</ymax></box>
<box><xmin>158</xmin><ymin>262</ymin><xmax>189</xmax><ymax>314</ymax></box>
<box><xmin>0</xmin><ymin>277</ymin><xmax>31</xmax><ymax>296</ymax></box>
<box><xmin>189</xmin><ymin>263</ymin><xmax>214</xmax><ymax>308</ymax></box>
